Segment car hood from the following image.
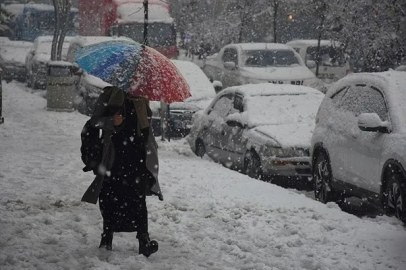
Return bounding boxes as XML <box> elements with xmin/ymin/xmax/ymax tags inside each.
<box><xmin>252</xmin><ymin>123</ymin><xmax>315</xmax><ymax>148</ymax></box>
<box><xmin>170</xmin><ymin>98</ymin><xmax>213</xmax><ymax>112</ymax></box>
<box><xmin>240</xmin><ymin>66</ymin><xmax>315</xmax><ymax>81</ymax></box>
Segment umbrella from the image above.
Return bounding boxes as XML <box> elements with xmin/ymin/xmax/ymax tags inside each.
<box><xmin>75</xmin><ymin>40</ymin><xmax>191</xmax><ymax>103</ymax></box>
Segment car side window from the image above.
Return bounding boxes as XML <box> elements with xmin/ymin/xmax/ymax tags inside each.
<box><xmin>340</xmin><ymin>85</ymin><xmax>388</xmax><ymax>120</ymax></box>
<box><xmin>222</xmin><ymin>48</ymin><xmax>238</xmax><ymax>65</ymax></box>
<box><xmin>210</xmin><ymin>95</ymin><xmax>234</xmax><ymax>118</ymax></box>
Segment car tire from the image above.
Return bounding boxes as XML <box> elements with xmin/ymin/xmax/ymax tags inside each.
<box><xmin>384</xmin><ymin>174</ymin><xmax>406</xmax><ymax>223</ymax></box>
<box><xmin>245</xmin><ymin>150</ymin><xmax>262</xmax><ymax>180</ymax></box>
<box><xmin>195</xmin><ymin>139</ymin><xmax>206</xmax><ymax>158</ymax></box>
<box><xmin>313</xmin><ymin>151</ymin><xmax>342</xmax><ymax>204</ymax></box>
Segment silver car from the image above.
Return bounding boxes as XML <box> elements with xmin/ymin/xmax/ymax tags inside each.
<box><xmin>25</xmin><ymin>36</ymin><xmax>72</xmax><ymax>89</ymax></box>
<box><xmin>188</xmin><ymin>83</ymin><xmax>324</xmax><ymax>182</ymax></box>
<box><xmin>311</xmin><ymin>71</ymin><xmax>406</xmax><ymax>223</ymax></box>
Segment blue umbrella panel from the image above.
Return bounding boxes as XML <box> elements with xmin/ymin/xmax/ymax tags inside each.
<box><xmin>75</xmin><ymin>41</ymin><xmax>144</xmax><ymax>91</ymax></box>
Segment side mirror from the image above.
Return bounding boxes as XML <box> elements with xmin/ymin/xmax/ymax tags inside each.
<box><xmin>226</xmin><ymin>119</ymin><xmax>244</xmax><ymax>128</ymax></box>
<box><xmin>224</xmin><ymin>61</ymin><xmax>237</xmax><ymax>70</ymax></box>
<box><xmin>212</xmin><ymin>80</ymin><xmax>223</xmax><ymax>93</ymax></box>
<box><xmin>306</xmin><ymin>60</ymin><xmax>316</xmax><ymax>69</ymax></box>
<box><xmin>358</xmin><ymin>113</ymin><xmax>389</xmax><ymax>133</ymax></box>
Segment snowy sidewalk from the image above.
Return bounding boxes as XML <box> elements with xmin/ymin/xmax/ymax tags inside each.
<box><xmin>0</xmin><ymin>81</ymin><xmax>406</xmax><ymax>270</ymax></box>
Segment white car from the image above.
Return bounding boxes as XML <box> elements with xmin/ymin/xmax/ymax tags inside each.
<box><xmin>311</xmin><ymin>70</ymin><xmax>406</xmax><ymax>223</ymax></box>
<box><xmin>188</xmin><ymin>83</ymin><xmax>324</xmax><ymax>182</ymax></box>
<box><xmin>286</xmin><ymin>39</ymin><xmax>351</xmax><ymax>83</ymax></box>
<box><xmin>202</xmin><ymin>43</ymin><xmax>326</xmax><ymax>93</ymax></box>
<box><xmin>25</xmin><ymin>36</ymin><xmax>72</xmax><ymax>89</ymax></box>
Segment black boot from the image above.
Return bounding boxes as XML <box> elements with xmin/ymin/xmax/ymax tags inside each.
<box><xmin>99</xmin><ymin>232</ymin><xmax>113</xmax><ymax>251</ymax></box>
<box><xmin>138</xmin><ymin>233</ymin><xmax>158</xmax><ymax>258</ymax></box>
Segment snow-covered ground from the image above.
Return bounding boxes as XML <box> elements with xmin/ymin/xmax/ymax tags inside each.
<box><xmin>1</xmin><ymin>82</ymin><xmax>406</xmax><ymax>270</ymax></box>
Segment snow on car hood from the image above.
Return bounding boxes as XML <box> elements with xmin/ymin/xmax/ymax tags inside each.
<box><xmin>240</xmin><ymin>66</ymin><xmax>315</xmax><ymax>81</ymax></box>
<box><xmin>35</xmin><ymin>53</ymin><xmax>51</xmax><ymax>63</ymax></box>
<box><xmin>253</xmin><ymin>123</ymin><xmax>315</xmax><ymax>148</ymax></box>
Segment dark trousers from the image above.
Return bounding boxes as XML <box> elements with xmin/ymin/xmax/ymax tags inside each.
<box><xmin>99</xmin><ymin>174</ymin><xmax>148</xmax><ymax>235</ymax></box>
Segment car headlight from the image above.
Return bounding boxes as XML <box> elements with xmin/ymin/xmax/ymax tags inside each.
<box><xmin>263</xmin><ymin>146</ymin><xmax>285</xmax><ymax>157</ymax></box>
<box><xmin>283</xmin><ymin>147</ymin><xmax>309</xmax><ymax>157</ymax></box>
<box><xmin>264</xmin><ymin>146</ymin><xmax>309</xmax><ymax>158</ymax></box>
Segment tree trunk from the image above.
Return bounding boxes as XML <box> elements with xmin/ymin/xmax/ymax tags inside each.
<box><xmin>273</xmin><ymin>1</ymin><xmax>278</xmax><ymax>43</ymax></box>
<box><xmin>315</xmin><ymin>15</ymin><xmax>325</xmax><ymax>76</ymax></box>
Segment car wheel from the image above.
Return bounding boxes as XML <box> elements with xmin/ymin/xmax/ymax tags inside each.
<box><xmin>195</xmin><ymin>139</ymin><xmax>206</xmax><ymax>158</ymax></box>
<box><xmin>245</xmin><ymin>150</ymin><xmax>262</xmax><ymax>180</ymax></box>
<box><xmin>313</xmin><ymin>151</ymin><xmax>341</xmax><ymax>203</ymax></box>
<box><xmin>385</xmin><ymin>174</ymin><xmax>406</xmax><ymax>223</ymax></box>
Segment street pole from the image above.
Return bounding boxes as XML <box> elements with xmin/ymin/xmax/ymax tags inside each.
<box><xmin>143</xmin><ymin>0</ymin><xmax>148</xmax><ymax>46</ymax></box>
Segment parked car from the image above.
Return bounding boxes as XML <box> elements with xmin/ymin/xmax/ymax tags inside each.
<box><xmin>0</xmin><ymin>37</ymin><xmax>30</xmax><ymax>82</ymax></box>
<box><xmin>25</xmin><ymin>36</ymin><xmax>72</xmax><ymax>89</ymax></box>
<box><xmin>286</xmin><ymin>39</ymin><xmax>351</xmax><ymax>83</ymax></box>
<box><xmin>188</xmin><ymin>83</ymin><xmax>324</xmax><ymax>182</ymax></box>
<box><xmin>151</xmin><ymin>60</ymin><xmax>219</xmax><ymax>137</ymax></box>
<box><xmin>311</xmin><ymin>70</ymin><xmax>406</xmax><ymax>223</ymax></box>
<box><xmin>202</xmin><ymin>43</ymin><xmax>326</xmax><ymax>93</ymax></box>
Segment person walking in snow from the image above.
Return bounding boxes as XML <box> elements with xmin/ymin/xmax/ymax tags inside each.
<box><xmin>81</xmin><ymin>86</ymin><xmax>163</xmax><ymax>257</ymax></box>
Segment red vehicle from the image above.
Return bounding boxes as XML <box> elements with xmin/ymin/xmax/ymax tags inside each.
<box><xmin>78</xmin><ymin>0</ymin><xmax>178</xmax><ymax>58</ymax></box>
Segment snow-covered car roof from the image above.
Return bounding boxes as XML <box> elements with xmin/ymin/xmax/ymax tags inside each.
<box><xmin>171</xmin><ymin>60</ymin><xmax>215</xmax><ymax>101</ymax></box>
<box><xmin>221</xmin><ymin>83</ymin><xmax>322</xmax><ymax>97</ymax></box>
<box><xmin>0</xmin><ymin>37</ymin><xmax>32</xmax><ymax>64</ymax></box>
<box><xmin>169</xmin><ymin>60</ymin><xmax>216</xmax><ymax>111</ymax></box>
<box><xmin>287</xmin><ymin>39</ymin><xmax>343</xmax><ymax>47</ymax></box>
<box><xmin>327</xmin><ymin>70</ymin><xmax>406</xmax><ymax>133</ymax></box>
<box><xmin>233</xmin><ymin>43</ymin><xmax>295</xmax><ymax>51</ymax></box>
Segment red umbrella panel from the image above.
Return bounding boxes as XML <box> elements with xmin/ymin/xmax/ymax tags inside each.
<box><xmin>127</xmin><ymin>46</ymin><xmax>191</xmax><ymax>103</ymax></box>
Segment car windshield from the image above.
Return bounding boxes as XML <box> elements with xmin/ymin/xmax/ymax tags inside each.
<box><xmin>242</xmin><ymin>50</ymin><xmax>300</xmax><ymax>67</ymax></box>
<box><xmin>246</xmin><ymin>93</ymin><xmax>321</xmax><ymax>126</ymax></box>
<box><xmin>306</xmin><ymin>45</ymin><xmax>347</xmax><ymax>67</ymax></box>
<box><xmin>118</xmin><ymin>22</ymin><xmax>176</xmax><ymax>47</ymax></box>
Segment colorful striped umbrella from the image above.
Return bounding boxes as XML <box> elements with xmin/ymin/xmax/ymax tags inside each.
<box><xmin>75</xmin><ymin>40</ymin><xmax>191</xmax><ymax>103</ymax></box>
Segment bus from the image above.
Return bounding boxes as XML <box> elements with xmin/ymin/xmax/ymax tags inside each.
<box><xmin>4</xmin><ymin>3</ymin><xmax>79</xmax><ymax>42</ymax></box>
<box><xmin>78</xmin><ymin>0</ymin><xmax>178</xmax><ymax>59</ymax></box>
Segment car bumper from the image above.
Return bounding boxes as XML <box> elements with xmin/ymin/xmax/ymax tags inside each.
<box><xmin>262</xmin><ymin>156</ymin><xmax>312</xmax><ymax>178</ymax></box>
